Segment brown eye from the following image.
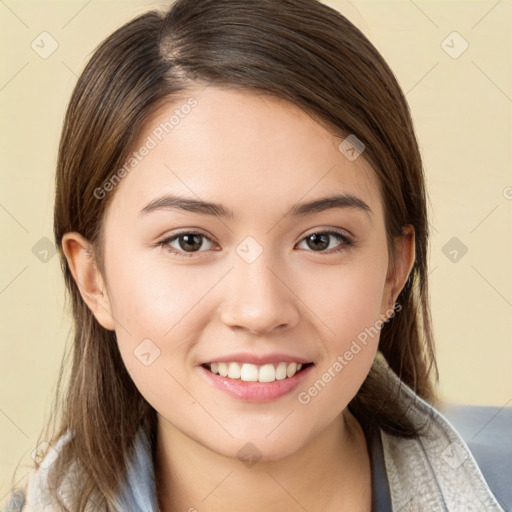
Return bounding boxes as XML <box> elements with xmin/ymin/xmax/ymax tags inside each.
<box><xmin>176</xmin><ymin>234</ymin><xmax>203</xmax><ymax>252</ymax></box>
<box><xmin>159</xmin><ymin>232</ymin><xmax>215</xmax><ymax>257</ymax></box>
<box><xmin>297</xmin><ymin>231</ymin><xmax>353</xmax><ymax>253</ymax></box>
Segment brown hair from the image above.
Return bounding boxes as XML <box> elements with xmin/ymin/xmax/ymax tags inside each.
<box><xmin>9</xmin><ymin>0</ymin><xmax>437</xmax><ymax>510</ymax></box>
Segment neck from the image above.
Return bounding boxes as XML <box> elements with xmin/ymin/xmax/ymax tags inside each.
<box><xmin>154</xmin><ymin>409</ymin><xmax>372</xmax><ymax>512</ymax></box>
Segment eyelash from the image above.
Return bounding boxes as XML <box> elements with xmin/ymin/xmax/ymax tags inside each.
<box><xmin>157</xmin><ymin>230</ymin><xmax>354</xmax><ymax>258</ymax></box>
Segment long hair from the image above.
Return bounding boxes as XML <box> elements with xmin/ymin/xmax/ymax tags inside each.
<box><xmin>9</xmin><ymin>1</ymin><xmax>437</xmax><ymax>510</ymax></box>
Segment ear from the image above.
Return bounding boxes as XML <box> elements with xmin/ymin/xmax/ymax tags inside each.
<box><xmin>381</xmin><ymin>224</ymin><xmax>415</xmax><ymax>319</ymax></box>
<box><xmin>61</xmin><ymin>232</ymin><xmax>116</xmax><ymax>331</ymax></box>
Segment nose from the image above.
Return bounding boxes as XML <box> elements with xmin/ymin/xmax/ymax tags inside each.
<box><xmin>219</xmin><ymin>252</ymin><xmax>300</xmax><ymax>335</ymax></box>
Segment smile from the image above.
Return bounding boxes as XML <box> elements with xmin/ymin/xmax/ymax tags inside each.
<box><xmin>204</xmin><ymin>361</ymin><xmax>311</xmax><ymax>383</ymax></box>
<box><xmin>199</xmin><ymin>361</ymin><xmax>315</xmax><ymax>402</ymax></box>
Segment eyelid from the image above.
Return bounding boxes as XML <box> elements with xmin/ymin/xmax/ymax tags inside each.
<box><xmin>301</xmin><ymin>225</ymin><xmax>354</xmax><ymax>240</ymax></box>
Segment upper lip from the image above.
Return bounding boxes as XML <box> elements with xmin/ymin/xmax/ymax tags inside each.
<box><xmin>201</xmin><ymin>352</ymin><xmax>314</xmax><ymax>366</ymax></box>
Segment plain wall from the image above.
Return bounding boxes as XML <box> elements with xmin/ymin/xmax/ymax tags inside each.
<box><xmin>1</xmin><ymin>0</ymin><xmax>511</xmax><ymax>500</ymax></box>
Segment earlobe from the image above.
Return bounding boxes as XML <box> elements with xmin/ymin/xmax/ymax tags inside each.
<box><xmin>61</xmin><ymin>232</ymin><xmax>116</xmax><ymax>331</ymax></box>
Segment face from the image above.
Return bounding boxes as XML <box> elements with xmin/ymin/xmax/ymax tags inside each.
<box><xmin>69</xmin><ymin>85</ymin><xmax>413</xmax><ymax>461</ymax></box>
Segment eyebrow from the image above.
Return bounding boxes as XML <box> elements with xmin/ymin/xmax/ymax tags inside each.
<box><xmin>139</xmin><ymin>193</ymin><xmax>372</xmax><ymax>220</ymax></box>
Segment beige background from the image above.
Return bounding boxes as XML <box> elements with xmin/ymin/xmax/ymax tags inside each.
<box><xmin>1</xmin><ymin>0</ymin><xmax>511</xmax><ymax>500</ymax></box>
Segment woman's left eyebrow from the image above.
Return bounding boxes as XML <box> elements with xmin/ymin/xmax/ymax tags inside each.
<box><xmin>138</xmin><ymin>192</ymin><xmax>373</xmax><ymax>222</ymax></box>
<box><xmin>287</xmin><ymin>194</ymin><xmax>372</xmax><ymax>222</ymax></box>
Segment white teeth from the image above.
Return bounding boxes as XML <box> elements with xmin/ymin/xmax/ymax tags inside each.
<box><xmin>207</xmin><ymin>361</ymin><xmax>308</xmax><ymax>382</ymax></box>
<box><xmin>286</xmin><ymin>362</ymin><xmax>297</xmax><ymax>378</ymax></box>
<box><xmin>240</xmin><ymin>363</ymin><xmax>259</xmax><ymax>382</ymax></box>
<box><xmin>218</xmin><ymin>362</ymin><xmax>228</xmax><ymax>377</ymax></box>
<box><xmin>227</xmin><ymin>362</ymin><xmax>241</xmax><ymax>379</ymax></box>
<box><xmin>275</xmin><ymin>362</ymin><xmax>287</xmax><ymax>380</ymax></box>
<box><xmin>258</xmin><ymin>363</ymin><xmax>276</xmax><ymax>383</ymax></box>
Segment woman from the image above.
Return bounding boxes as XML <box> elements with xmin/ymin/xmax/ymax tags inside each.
<box><xmin>3</xmin><ymin>0</ymin><xmax>507</xmax><ymax>510</ymax></box>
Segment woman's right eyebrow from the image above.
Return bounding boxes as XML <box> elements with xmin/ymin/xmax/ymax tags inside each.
<box><xmin>139</xmin><ymin>194</ymin><xmax>233</xmax><ymax>219</ymax></box>
<box><xmin>138</xmin><ymin>192</ymin><xmax>373</xmax><ymax>223</ymax></box>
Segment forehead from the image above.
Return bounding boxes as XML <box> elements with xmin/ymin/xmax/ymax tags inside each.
<box><xmin>105</xmin><ymin>86</ymin><xmax>382</xmax><ymax>223</ymax></box>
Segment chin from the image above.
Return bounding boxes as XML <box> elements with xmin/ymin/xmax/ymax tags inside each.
<box><xmin>201</xmin><ymin>426</ymin><xmax>309</xmax><ymax>465</ymax></box>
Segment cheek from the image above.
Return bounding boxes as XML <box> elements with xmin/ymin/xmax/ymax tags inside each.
<box><xmin>303</xmin><ymin>253</ymin><xmax>387</xmax><ymax>344</ymax></box>
<box><xmin>298</xmin><ymin>254</ymin><xmax>386</xmax><ymax>403</ymax></box>
<box><xmin>105</xmin><ymin>251</ymin><xmax>214</xmax><ymax>337</ymax></box>
<box><xmin>295</xmin><ymin>281</ymin><xmax>382</xmax><ymax>419</ymax></box>
<box><xmin>103</xmin><ymin>252</ymin><xmax>220</xmax><ymax>403</ymax></box>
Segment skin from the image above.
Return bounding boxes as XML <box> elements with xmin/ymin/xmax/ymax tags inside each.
<box><xmin>62</xmin><ymin>85</ymin><xmax>415</xmax><ymax>512</ymax></box>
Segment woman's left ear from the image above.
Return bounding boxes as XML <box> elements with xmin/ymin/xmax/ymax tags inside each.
<box><xmin>382</xmin><ymin>225</ymin><xmax>415</xmax><ymax>316</ymax></box>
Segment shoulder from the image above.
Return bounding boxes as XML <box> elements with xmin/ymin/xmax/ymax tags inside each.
<box><xmin>1</xmin><ymin>431</ymin><xmax>80</xmax><ymax>512</ymax></box>
<box><xmin>372</xmin><ymin>353</ymin><xmax>509</xmax><ymax>510</ymax></box>
<box><xmin>379</xmin><ymin>400</ymin><xmax>510</xmax><ymax>511</ymax></box>
<box><xmin>439</xmin><ymin>403</ymin><xmax>512</xmax><ymax>511</ymax></box>
<box><xmin>2</xmin><ymin>428</ymin><xmax>155</xmax><ymax>512</ymax></box>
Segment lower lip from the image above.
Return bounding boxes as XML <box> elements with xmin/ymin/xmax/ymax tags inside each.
<box><xmin>198</xmin><ymin>364</ymin><xmax>314</xmax><ymax>402</ymax></box>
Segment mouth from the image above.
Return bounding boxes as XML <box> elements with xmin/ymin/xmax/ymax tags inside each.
<box><xmin>198</xmin><ymin>360</ymin><xmax>315</xmax><ymax>402</ymax></box>
<box><xmin>201</xmin><ymin>361</ymin><xmax>314</xmax><ymax>383</ymax></box>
